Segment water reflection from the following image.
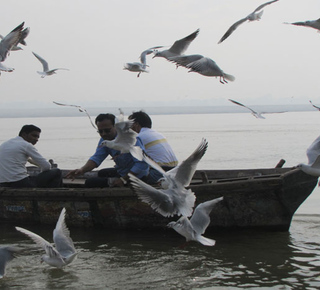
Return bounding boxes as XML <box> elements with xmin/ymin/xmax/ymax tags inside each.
<box><xmin>1</xmin><ymin>217</ymin><xmax>320</xmax><ymax>289</ymax></box>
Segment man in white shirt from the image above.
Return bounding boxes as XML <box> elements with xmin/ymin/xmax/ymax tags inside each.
<box><xmin>128</xmin><ymin>111</ymin><xmax>178</xmax><ymax>183</ymax></box>
<box><xmin>0</xmin><ymin>124</ymin><xmax>62</xmax><ymax>188</ymax></box>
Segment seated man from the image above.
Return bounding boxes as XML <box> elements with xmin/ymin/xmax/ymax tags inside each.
<box><xmin>66</xmin><ymin>113</ymin><xmax>149</xmax><ymax>187</ymax></box>
<box><xmin>0</xmin><ymin>124</ymin><xmax>63</xmax><ymax>188</ymax></box>
<box><xmin>128</xmin><ymin>110</ymin><xmax>178</xmax><ymax>183</ymax></box>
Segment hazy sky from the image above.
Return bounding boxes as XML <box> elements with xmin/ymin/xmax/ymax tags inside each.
<box><xmin>1</xmin><ymin>0</ymin><xmax>320</xmax><ymax>111</ymax></box>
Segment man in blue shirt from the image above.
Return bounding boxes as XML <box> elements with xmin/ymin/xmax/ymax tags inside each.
<box><xmin>66</xmin><ymin>113</ymin><xmax>149</xmax><ymax>187</ymax></box>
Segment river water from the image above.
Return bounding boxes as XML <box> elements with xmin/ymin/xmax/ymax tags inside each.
<box><xmin>0</xmin><ymin>111</ymin><xmax>320</xmax><ymax>289</ymax></box>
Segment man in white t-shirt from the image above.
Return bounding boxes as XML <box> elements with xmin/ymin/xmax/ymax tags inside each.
<box><xmin>128</xmin><ymin>111</ymin><xmax>178</xmax><ymax>183</ymax></box>
<box><xmin>0</xmin><ymin>124</ymin><xmax>62</xmax><ymax>188</ymax></box>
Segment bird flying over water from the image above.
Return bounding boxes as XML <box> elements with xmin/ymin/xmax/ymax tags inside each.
<box><xmin>100</xmin><ymin>119</ymin><xmax>137</xmax><ymax>153</ymax></box>
<box><xmin>153</xmin><ymin>29</ymin><xmax>200</xmax><ymax>60</ymax></box>
<box><xmin>124</xmin><ymin>46</ymin><xmax>163</xmax><ymax>77</ymax></box>
<box><xmin>297</xmin><ymin>135</ymin><xmax>320</xmax><ymax>177</ymax></box>
<box><xmin>284</xmin><ymin>18</ymin><xmax>320</xmax><ymax>32</ymax></box>
<box><xmin>53</xmin><ymin>101</ymin><xmax>97</xmax><ymax>130</ymax></box>
<box><xmin>32</xmin><ymin>52</ymin><xmax>69</xmax><ymax>78</ymax></box>
<box><xmin>0</xmin><ymin>246</ymin><xmax>20</xmax><ymax>278</ymax></box>
<box><xmin>129</xmin><ymin>139</ymin><xmax>208</xmax><ymax>217</ymax></box>
<box><xmin>15</xmin><ymin>208</ymin><xmax>77</xmax><ymax>269</ymax></box>
<box><xmin>167</xmin><ymin>196</ymin><xmax>223</xmax><ymax>246</ymax></box>
<box><xmin>218</xmin><ymin>0</ymin><xmax>279</xmax><ymax>44</ymax></box>
<box><xmin>169</xmin><ymin>54</ymin><xmax>235</xmax><ymax>84</ymax></box>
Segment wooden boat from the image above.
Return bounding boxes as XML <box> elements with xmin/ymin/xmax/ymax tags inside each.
<box><xmin>0</xmin><ymin>164</ymin><xmax>318</xmax><ymax>231</ymax></box>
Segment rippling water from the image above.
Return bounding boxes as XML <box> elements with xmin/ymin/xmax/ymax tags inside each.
<box><xmin>1</xmin><ymin>112</ymin><xmax>320</xmax><ymax>289</ymax></box>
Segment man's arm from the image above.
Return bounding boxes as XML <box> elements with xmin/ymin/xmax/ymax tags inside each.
<box><xmin>65</xmin><ymin>160</ymin><xmax>98</xmax><ymax>179</ymax></box>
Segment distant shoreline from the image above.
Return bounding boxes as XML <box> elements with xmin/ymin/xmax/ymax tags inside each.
<box><xmin>0</xmin><ymin>104</ymin><xmax>316</xmax><ymax>118</ymax></box>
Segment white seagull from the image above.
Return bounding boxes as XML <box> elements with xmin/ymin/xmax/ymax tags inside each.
<box><xmin>0</xmin><ymin>26</ymin><xmax>30</xmax><ymax>51</ymax></box>
<box><xmin>128</xmin><ymin>139</ymin><xmax>208</xmax><ymax>217</ymax></box>
<box><xmin>15</xmin><ymin>208</ymin><xmax>78</xmax><ymax>268</ymax></box>
<box><xmin>153</xmin><ymin>29</ymin><xmax>200</xmax><ymax>60</ymax></box>
<box><xmin>53</xmin><ymin>101</ymin><xmax>97</xmax><ymax>130</ymax></box>
<box><xmin>218</xmin><ymin>0</ymin><xmax>279</xmax><ymax>44</ymax></box>
<box><xmin>100</xmin><ymin>119</ymin><xmax>137</xmax><ymax>153</ymax></box>
<box><xmin>167</xmin><ymin>196</ymin><xmax>224</xmax><ymax>246</ymax></box>
<box><xmin>124</xmin><ymin>46</ymin><xmax>163</xmax><ymax>77</ymax></box>
<box><xmin>169</xmin><ymin>54</ymin><xmax>235</xmax><ymax>84</ymax></box>
<box><xmin>32</xmin><ymin>52</ymin><xmax>69</xmax><ymax>78</ymax></box>
<box><xmin>297</xmin><ymin>135</ymin><xmax>320</xmax><ymax>176</ymax></box>
<box><xmin>309</xmin><ymin>100</ymin><xmax>320</xmax><ymax>111</ymax></box>
<box><xmin>284</xmin><ymin>18</ymin><xmax>320</xmax><ymax>32</ymax></box>
<box><xmin>0</xmin><ymin>246</ymin><xmax>20</xmax><ymax>278</ymax></box>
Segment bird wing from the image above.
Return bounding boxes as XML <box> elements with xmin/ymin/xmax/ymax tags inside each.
<box><xmin>19</xmin><ymin>27</ymin><xmax>30</xmax><ymax>46</ymax></box>
<box><xmin>53</xmin><ymin>208</ymin><xmax>76</xmax><ymax>258</ymax></box>
<box><xmin>253</xmin><ymin>0</ymin><xmax>279</xmax><ymax>13</ymax></box>
<box><xmin>129</xmin><ymin>173</ymin><xmax>180</xmax><ymax>217</ymax></box>
<box><xmin>0</xmin><ymin>246</ymin><xmax>19</xmax><ymax>277</ymax></box>
<box><xmin>0</xmin><ymin>22</ymin><xmax>24</xmax><ymax>62</ymax></box>
<box><xmin>15</xmin><ymin>226</ymin><xmax>61</xmax><ymax>259</ymax></box>
<box><xmin>218</xmin><ymin>17</ymin><xmax>248</xmax><ymax>44</ymax></box>
<box><xmin>168</xmin><ymin>29</ymin><xmax>200</xmax><ymax>55</ymax></box>
<box><xmin>168</xmin><ymin>54</ymin><xmax>204</xmax><ymax>68</ymax></box>
<box><xmin>311</xmin><ymin>155</ymin><xmax>320</xmax><ymax>169</ymax></box>
<box><xmin>173</xmin><ymin>138</ymin><xmax>208</xmax><ymax>187</ymax></box>
<box><xmin>309</xmin><ymin>100</ymin><xmax>320</xmax><ymax>111</ymax></box>
<box><xmin>190</xmin><ymin>197</ymin><xmax>223</xmax><ymax>234</ymax></box>
<box><xmin>32</xmin><ymin>52</ymin><xmax>49</xmax><ymax>71</ymax></box>
<box><xmin>306</xmin><ymin>135</ymin><xmax>320</xmax><ymax>165</ymax></box>
<box><xmin>186</xmin><ymin>57</ymin><xmax>223</xmax><ymax>76</ymax></box>
<box><xmin>140</xmin><ymin>46</ymin><xmax>164</xmax><ymax>65</ymax></box>
<box><xmin>228</xmin><ymin>99</ymin><xmax>259</xmax><ymax>115</ymax></box>
<box><xmin>53</xmin><ymin>101</ymin><xmax>97</xmax><ymax>129</ymax></box>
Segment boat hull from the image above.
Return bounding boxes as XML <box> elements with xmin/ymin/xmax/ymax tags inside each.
<box><xmin>0</xmin><ymin>168</ymin><xmax>318</xmax><ymax>231</ymax></box>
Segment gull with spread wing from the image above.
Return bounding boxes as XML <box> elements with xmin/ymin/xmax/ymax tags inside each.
<box><xmin>124</xmin><ymin>46</ymin><xmax>163</xmax><ymax>77</ymax></box>
<box><xmin>32</xmin><ymin>52</ymin><xmax>69</xmax><ymax>78</ymax></box>
<box><xmin>0</xmin><ymin>246</ymin><xmax>20</xmax><ymax>278</ymax></box>
<box><xmin>284</xmin><ymin>18</ymin><xmax>320</xmax><ymax>32</ymax></box>
<box><xmin>297</xmin><ymin>135</ymin><xmax>320</xmax><ymax>176</ymax></box>
<box><xmin>53</xmin><ymin>101</ymin><xmax>97</xmax><ymax>130</ymax></box>
<box><xmin>100</xmin><ymin>119</ymin><xmax>137</xmax><ymax>154</ymax></box>
<box><xmin>15</xmin><ymin>208</ymin><xmax>77</xmax><ymax>268</ymax></box>
<box><xmin>153</xmin><ymin>29</ymin><xmax>200</xmax><ymax>60</ymax></box>
<box><xmin>0</xmin><ymin>22</ymin><xmax>26</xmax><ymax>74</ymax></box>
<box><xmin>167</xmin><ymin>196</ymin><xmax>223</xmax><ymax>246</ymax></box>
<box><xmin>218</xmin><ymin>0</ymin><xmax>279</xmax><ymax>44</ymax></box>
<box><xmin>0</xmin><ymin>26</ymin><xmax>30</xmax><ymax>51</ymax></box>
<box><xmin>128</xmin><ymin>139</ymin><xmax>208</xmax><ymax>217</ymax></box>
<box><xmin>169</xmin><ymin>54</ymin><xmax>235</xmax><ymax>84</ymax></box>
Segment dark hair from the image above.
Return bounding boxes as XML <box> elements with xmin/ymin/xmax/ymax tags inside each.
<box><xmin>19</xmin><ymin>124</ymin><xmax>41</xmax><ymax>136</ymax></box>
<box><xmin>128</xmin><ymin>111</ymin><xmax>152</xmax><ymax>128</ymax></box>
<box><xmin>95</xmin><ymin>113</ymin><xmax>116</xmax><ymax>125</ymax></box>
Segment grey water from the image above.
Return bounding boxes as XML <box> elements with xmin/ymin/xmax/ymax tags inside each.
<box><xmin>1</xmin><ymin>111</ymin><xmax>320</xmax><ymax>289</ymax></box>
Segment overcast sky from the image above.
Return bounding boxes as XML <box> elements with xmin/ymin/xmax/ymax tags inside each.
<box><xmin>1</xmin><ymin>0</ymin><xmax>320</xmax><ymax>112</ymax></box>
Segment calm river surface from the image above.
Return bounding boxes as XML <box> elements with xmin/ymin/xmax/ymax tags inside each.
<box><xmin>1</xmin><ymin>112</ymin><xmax>320</xmax><ymax>289</ymax></box>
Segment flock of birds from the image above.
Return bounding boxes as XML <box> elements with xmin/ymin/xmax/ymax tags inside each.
<box><xmin>2</xmin><ymin>0</ymin><xmax>320</xmax><ymax>278</ymax></box>
<box><xmin>0</xmin><ymin>22</ymin><xmax>69</xmax><ymax>77</ymax></box>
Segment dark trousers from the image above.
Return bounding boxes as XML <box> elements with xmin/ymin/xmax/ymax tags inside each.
<box><xmin>85</xmin><ymin>168</ymin><xmax>119</xmax><ymax>188</ymax></box>
<box><xmin>0</xmin><ymin>169</ymin><xmax>63</xmax><ymax>188</ymax></box>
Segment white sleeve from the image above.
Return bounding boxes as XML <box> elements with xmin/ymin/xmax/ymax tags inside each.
<box><xmin>26</xmin><ymin>143</ymin><xmax>51</xmax><ymax>171</ymax></box>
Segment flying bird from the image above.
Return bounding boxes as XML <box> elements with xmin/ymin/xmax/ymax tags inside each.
<box><xmin>167</xmin><ymin>196</ymin><xmax>223</xmax><ymax>246</ymax></box>
<box><xmin>100</xmin><ymin>119</ymin><xmax>137</xmax><ymax>153</ymax></box>
<box><xmin>228</xmin><ymin>99</ymin><xmax>285</xmax><ymax>119</ymax></box>
<box><xmin>15</xmin><ymin>208</ymin><xmax>78</xmax><ymax>268</ymax></box>
<box><xmin>297</xmin><ymin>135</ymin><xmax>320</xmax><ymax>176</ymax></box>
<box><xmin>0</xmin><ymin>246</ymin><xmax>20</xmax><ymax>278</ymax></box>
<box><xmin>169</xmin><ymin>54</ymin><xmax>235</xmax><ymax>84</ymax></box>
<box><xmin>124</xmin><ymin>46</ymin><xmax>163</xmax><ymax>77</ymax></box>
<box><xmin>0</xmin><ymin>26</ymin><xmax>30</xmax><ymax>51</ymax></box>
<box><xmin>32</xmin><ymin>52</ymin><xmax>69</xmax><ymax>78</ymax></box>
<box><xmin>129</xmin><ymin>139</ymin><xmax>208</xmax><ymax>217</ymax></box>
<box><xmin>218</xmin><ymin>0</ymin><xmax>279</xmax><ymax>44</ymax></box>
<box><xmin>53</xmin><ymin>101</ymin><xmax>97</xmax><ymax>129</ymax></box>
<box><xmin>309</xmin><ymin>100</ymin><xmax>320</xmax><ymax>111</ymax></box>
<box><xmin>284</xmin><ymin>18</ymin><xmax>320</xmax><ymax>32</ymax></box>
<box><xmin>153</xmin><ymin>29</ymin><xmax>200</xmax><ymax>60</ymax></box>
